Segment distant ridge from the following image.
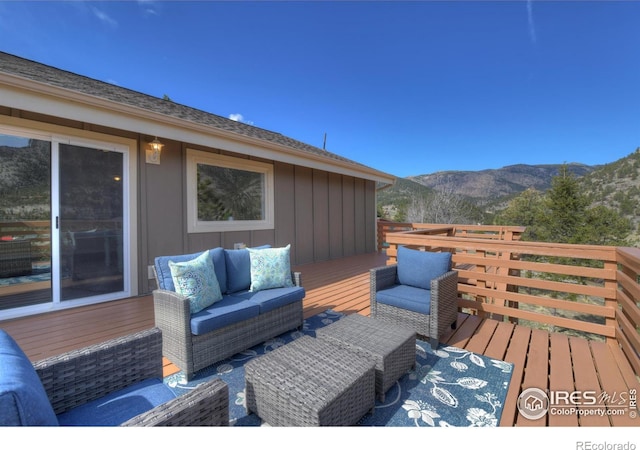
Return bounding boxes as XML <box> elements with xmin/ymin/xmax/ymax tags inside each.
<box><xmin>407</xmin><ymin>163</ymin><xmax>595</xmax><ymax>201</ymax></box>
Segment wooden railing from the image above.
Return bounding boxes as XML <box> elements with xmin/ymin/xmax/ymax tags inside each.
<box><xmin>381</xmin><ymin>223</ymin><xmax>640</xmax><ymax>378</ymax></box>
<box><xmin>0</xmin><ymin>220</ymin><xmax>51</xmax><ymax>262</ymax></box>
<box><xmin>376</xmin><ymin>219</ymin><xmax>525</xmax><ymax>251</ymax></box>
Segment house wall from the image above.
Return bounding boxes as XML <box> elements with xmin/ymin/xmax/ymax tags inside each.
<box><xmin>140</xmin><ymin>140</ymin><xmax>377</xmax><ymax>292</ymax></box>
<box><xmin>0</xmin><ymin>109</ymin><xmax>378</xmax><ymax>297</ymax></box>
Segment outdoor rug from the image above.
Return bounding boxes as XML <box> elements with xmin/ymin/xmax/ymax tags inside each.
<box><xmin>164</xmin><ymin>310</ymin><xmax>514</xmax><ymax>427</ymax></box>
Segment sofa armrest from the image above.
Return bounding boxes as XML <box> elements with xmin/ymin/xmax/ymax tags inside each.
<box><xmin>34</xmin><ymin>328</ymin><xmax>163</xmax><ymax>415</ymax></box>
<box><xmin>120</xmin><ymin>377</ymin><xmax>229</xmax><ymax>426</ymax></box>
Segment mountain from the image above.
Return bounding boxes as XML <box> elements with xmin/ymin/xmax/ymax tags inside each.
<box><xmin>407</xmin><ymin>163</ymin><xmax>595</xmax><ymax>202</ymax></box>
<box><xmin>378</xmin><ymin>150</ymin><xmax>640</xmax><ymax>237</ymax></box>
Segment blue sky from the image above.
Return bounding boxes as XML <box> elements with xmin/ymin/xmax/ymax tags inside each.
<box><xmin>1</xmin><ymin>1</ymin><xmax>639</xmax><ymax>178</ymax></box>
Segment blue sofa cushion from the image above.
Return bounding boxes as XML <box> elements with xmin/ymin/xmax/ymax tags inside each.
<box><xmin>376</xmin><ymin>284</ymin><xmax>432</xmax><ymax>315</ymax></box>
<box><xmin>230</xmin><ymin>286</ymin><xmax>306</xmax><ymax>314</ymax></box>
<box><xmin>0</xmin><ymin>329</ymin><xmax>59</xmax><ymax>426</ymax></box>
<box><xmin>190</xmin><ymin>295</ymin><xmax>261</xmax><ymax>335</ymax></box>
<box><xmin>397</xmin><ymin>247</ymin><xmax>452</xmax><ymax>290</ymax></box>
<box><xmin>169</xmin><ymin>250</ymin><xmax>223</xmax><ymax>314</ymax></box>
<box><xmin>155</xmin><ymin>247</ymin><xmax>226</xmax><ymax>293</ymax></box>
<box><xmin>56</xmin><ymin>378</ymin><xmax>176</xmax><ymax>426</ymax></box>
<box><xmin>224</xmin><ymin>245</ymin><xmax>270</xmax><ymax>294</ymax></box>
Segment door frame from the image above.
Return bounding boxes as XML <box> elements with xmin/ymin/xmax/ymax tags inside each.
<box><xmin>0</xmin><ymin>116</ymin><xmax>138</xmax><ymax>320</ymax></box>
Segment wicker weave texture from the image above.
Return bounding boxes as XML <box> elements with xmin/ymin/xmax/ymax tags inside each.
<box><xmin>370</xmin><ymin>264</ymin><xmax>458</xmax><ymax>349</ymax></box>
<box><xmin>153</xmin><ymin>272</ymin><xmax>304</xmax><ymax>381</ymax></box>
<box><xmin>316</xmin><ymin>313</ymin><xmax>416</xmax><ymax>402</ymax></box>
<box><xmin>245</xmin><ymin>335</ymin><xmax>376</xmax><ymax>426</ymax></box>
<box><xmin>33</xmin><ymin>327</ymin><xmax>229</xmax><ymax>426</ymax></box>
<box><xmin>0</xmin><ymin>240</ymin><xmax>32</xmax><ymax>277</ymax></box>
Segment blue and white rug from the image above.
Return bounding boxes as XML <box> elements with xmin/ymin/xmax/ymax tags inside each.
<box><xmin>164</xmin><ymin>310</ymin><xmax>513</xmax><ymax>427</ymax></box>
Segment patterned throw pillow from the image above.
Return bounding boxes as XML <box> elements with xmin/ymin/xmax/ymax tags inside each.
<box><xmin>169</xmin><ymin>250</ymin><xmax>223</xmax><ymax>314</ymax></box>
<box><xmin>248</xmin><ymin>244</ymin><xmax>294</xmax><ymax>292</ymax></box>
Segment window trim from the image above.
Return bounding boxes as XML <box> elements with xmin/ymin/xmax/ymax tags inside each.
<box><xmin>186</xmin><ymin>149</ymin><xmax>275</xmax><ymax>233</ymax></box>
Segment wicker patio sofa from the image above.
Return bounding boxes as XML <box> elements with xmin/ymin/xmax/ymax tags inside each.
<box><xmin>370</xmin><ymin>246</ymin><xmax>458</xmax><ymax>349</ymax></box>
<box><xmin>153</xmin><ymin>245</ymin><xmax>305</xmax><ymax>381</ymax></box>
<box><xmin>0</xmin><ymin>327</ymin><xmax>229</xmax><ymax>426</ymax></box>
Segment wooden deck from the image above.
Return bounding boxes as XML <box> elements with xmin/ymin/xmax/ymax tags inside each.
<box><xmin>1</xmin><ymin>251</ymin><xmax>638</xmax><ymax>427</ymax></box>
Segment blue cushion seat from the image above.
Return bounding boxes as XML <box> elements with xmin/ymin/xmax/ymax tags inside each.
<box><xmin>230</xmin><ymin>286</ymin><xmax>306</xmax><ymax>314</ymax></box>
<box><xmin>56</xmin><ymin>378</ymin><xmax>176</xmax><ymax>426</ymax></box>
<box><xmin>0</xmin><ymin>330</ymin><xmax>58</xmax><ymax>426</ymax></box>
<box><xmin>375</xmin><ymin>284</ymin><xmax>432</xmax><ymax>315</ymax></box>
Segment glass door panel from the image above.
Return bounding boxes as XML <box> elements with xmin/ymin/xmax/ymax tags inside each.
<box><xmin>59</xmin><ymin>144</ymin><xmax>124</xmax><ymax>301</ymax></box>
<box><xmin>0</xmin><ymin>134</ymin><xmax>52</xmax><ymax>310</ymax></box>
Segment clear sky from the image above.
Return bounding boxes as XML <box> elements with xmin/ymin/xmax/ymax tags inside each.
<box><xmin>1</xmin><ymin>1</ymin><xmax>639</xmax><ymax>178</ymax></box>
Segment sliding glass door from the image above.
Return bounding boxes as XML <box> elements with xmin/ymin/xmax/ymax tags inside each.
<box><xmin>0</xmin><ymin>129</ymin><xmax>129</xmax><ymax>314</ymax></box>
<box><xmin>58</xmin><ymin>143</ymin><xmax>125</xmax><ymax>301</ymax></box>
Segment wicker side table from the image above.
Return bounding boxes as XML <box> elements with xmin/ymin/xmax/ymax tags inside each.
<box><xmin>0</xmin><ymin>240</ymin><xmax>32</xmax><ymax>277</ymax></box>
<box><xmin>316</xmin><ymin>313</ymin><xmax>416</xmax><ymax>402</ymax></box>
<box><xmin>244</xmin><ymin>335</ymin><xmax>376</xmax><ymax>426</ymax></box>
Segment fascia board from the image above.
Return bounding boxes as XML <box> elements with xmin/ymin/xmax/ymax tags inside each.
<box><xmin>0</xmin><ymin>73</ymin><xmax>396</xmax><ymax>184</ymax></box>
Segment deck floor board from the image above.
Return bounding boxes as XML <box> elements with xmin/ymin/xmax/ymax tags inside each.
<box><xmin>0</xmin><ymin>251</ymin><xmax>636</xmax><ymax>427</ymax></box>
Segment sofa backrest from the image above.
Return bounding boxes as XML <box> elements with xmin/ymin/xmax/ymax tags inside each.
<box><xmin>154</xmin><ymin>245</ymin><xmax>272</xmax><ymax>294</ymax></box>
<box><xmin>155</xmin><ymin>247</ymin><xmax>227</xmax><ymax>293</ymax></box>
<box><xmin>0</xmin><ymin>329</ymin><xmax>59</xmax><ymax>426</ymax></box>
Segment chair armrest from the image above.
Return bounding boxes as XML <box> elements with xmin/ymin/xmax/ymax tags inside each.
<box><xmin>291</xmin><ymin>271</ymin><xmax>303</xmax><ymax>287</ymax></box>
<box><xmin>431</xmin><ymin>270</ymin><xmax>458</xmax><ymax>300</ymax></box>
<box><xmin>121</xmin><ymin>377</ymin><xmax>229</xmax><ymax>426</ymax></box>
<box><xmin>370</xmin><ymin>265</ymin><xmax>398</xmax><ymax>309</ymax></box>
<box><xmin>370</xmin><ymin>265</ymin><xmax>397</xmax><ymax>292</ymax></box>
<box><xmin>34</xmin><ymin>328</ymin><xmax>163</xmax><ymax>415</ymax></box>
<box><xmin>430</xmin><ymin>270</ymin><xmax>459</xmax><ymax>335</ymax></box>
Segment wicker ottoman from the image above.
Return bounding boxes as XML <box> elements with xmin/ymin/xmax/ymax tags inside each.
<box><xmin>316</xmin><ymin>313</ymin><xmax>416</xmax><ymax>402</ymax></box>
<box><xmin>244</xmin><ymin>335</ymin><xmax>376</xmax><ymax>426</ymax></box>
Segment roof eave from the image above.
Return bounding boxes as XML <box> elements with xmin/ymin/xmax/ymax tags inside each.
<box><xmin>0</xmin><ymin>71</ymin><xmax>396</xmax><ymax>184</ymax></box>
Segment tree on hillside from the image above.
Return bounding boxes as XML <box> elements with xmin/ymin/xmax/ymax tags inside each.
<box><xmin>494</xmin><ymin>188</ymin><xmax>545</xmax><ymax>241</ymax></box>
<box><xmin>494</xmin><ymin>165</ymin><xmax>631</xmax><ymax>246</ymax></box>
<box><xmin>406</xmin><ymin>184</ymin><xmax>479</xmax><ymax>224</ymax></box>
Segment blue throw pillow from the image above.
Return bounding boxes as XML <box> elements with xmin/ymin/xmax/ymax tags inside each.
<box><xmin>248</xmin><ymin>244</ymin><xmax>294</xmax><ymax>292</ymax></box>
<box><xmin>169</xmin><ymin>250</ymin><xmax>223</xmax><ymax>314</ymax></box>
<box><xmin>0</xmin><ymin>330</ymin><xmax>58</xmax><ymax>426</ymax></box>
<box><xmin>397</xmin><ymin>246</ymin><xmax>452</xmax><ymax>290</ymax></box>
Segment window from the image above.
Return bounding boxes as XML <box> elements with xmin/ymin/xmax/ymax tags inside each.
<box><xmin>187</xmin><ymin>150</ymin><xmax>274</xmax><ymax>232</ymax></box>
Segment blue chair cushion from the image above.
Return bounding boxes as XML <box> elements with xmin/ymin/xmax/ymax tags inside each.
<box><xmin>190</xmin><ymin>295</ymin><xmax>261</xmax><ymax>335</ymax></box>
<box><xmin>56</xmin><ymin>378</ymin><xmax>176</xmax><ymax>426</ymax></box>
<box><xmin>375</xmin><ymin>284</ymin><xmax>432</xmax><ymax>315</ymax></box>
<box><xmin>224</xmin><ymin>245</ymin><xmax>270</xmax><ymax>294</ymax></box>
<box><xmin>230</xmin><ymin>286</ymin><xmax>306</xmax><ymax>314</ymax></box>
<box><xmin>0</xmin><ymin>329</ymin><xmax>59</xmax><ymax>426</ymax></box>
<box><xmin>397</xmin><ymin>247</ymin><xmax>452</xmax><ymax>290</ymax></box>
<box><xmin>155</xmin><ymin>247</ymin><xmax>226</xmax><ymax>293</ymax></box>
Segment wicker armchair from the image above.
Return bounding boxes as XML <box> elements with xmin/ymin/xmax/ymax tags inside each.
<box><xmin>370</xmin><ymin>247</ymin><xmax>458</xmax><ymax>349</ymax></box>
<box><xmin>2</xmin><ymin>327</ymin><xmax>229</xmax><ymax>426</ymax></box>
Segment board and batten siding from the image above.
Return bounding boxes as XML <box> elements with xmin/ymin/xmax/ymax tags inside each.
<box><xmin>142</xmin><ymin>146</ymin><xmax>378</xmax><ymax>293</ymax></box>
